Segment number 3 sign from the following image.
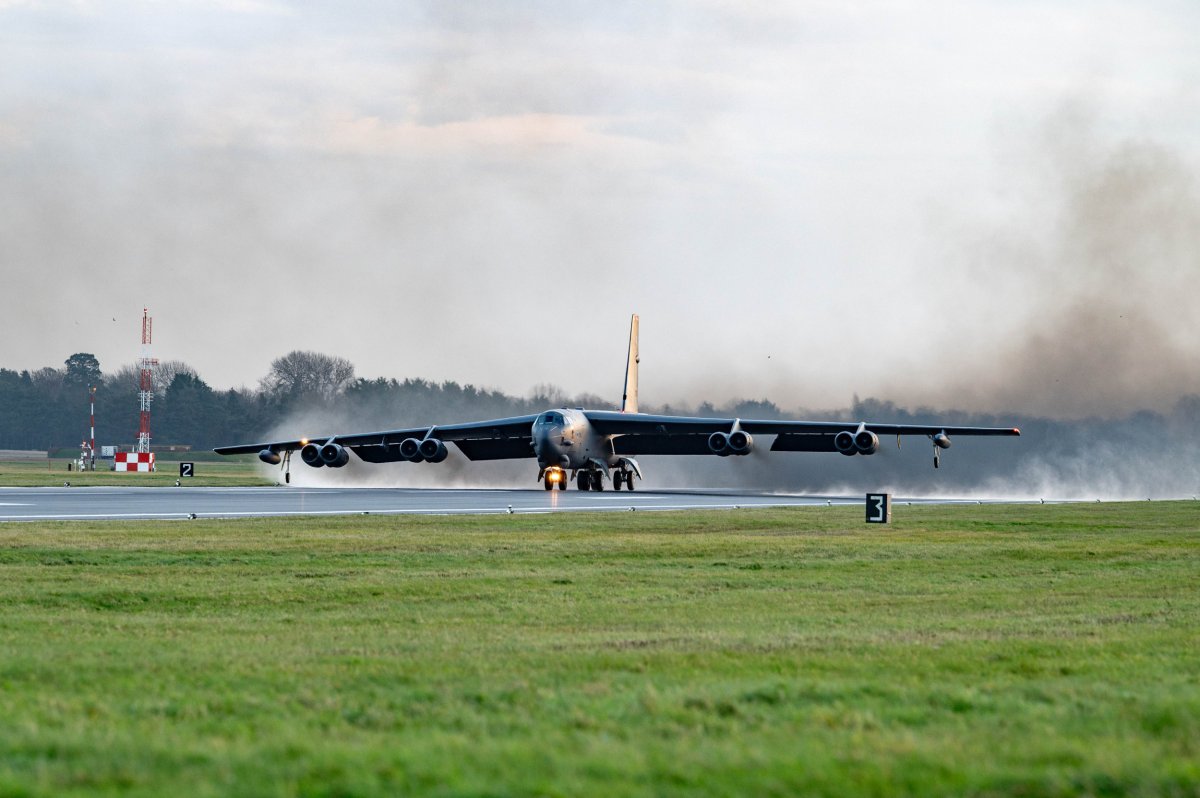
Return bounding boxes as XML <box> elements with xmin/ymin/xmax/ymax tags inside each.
<box><xmin>865</xmin><ymin>493</ymin><xmax>891</xmax><ymax>524</ymax></box>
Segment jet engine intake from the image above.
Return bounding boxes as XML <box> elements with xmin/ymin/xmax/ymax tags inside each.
<box><xmin>728</xmin><ymin>430</ymin><xmax>754</xmax><ymax>455</ymax></box>
<box><xmin>708</xmin><ymin>431</ymin><xmax>732</xmax><ymax>456</ymax></box>
<box><xmin>320</xmin><ymin>442</ymin><xmax>349</xmax><ymax>468</ymax></box>
<box><xmin>399</xmin><ymin>438</ymin><xmax>425</xmax><ymax>462</ymax></box>
<box><xmin>418</xmin><ymin>438</ymin><xmax>448</xmax><ymax>463</ymax></box>
<box><xmin>258</xmin><ymin>449</ymin><xmax>281</xmax><ymax>465</ymax></box>
<box><xmin>300</xmin><ymin>443</ymin><xmax>325</xmax><ymax>468</ymax></box>
<box><xmin>833</xmin><ymin>430</ymin><xmax>857</xmax><ymax>456</ymax></box>
<box><xmin>853</xmin><ymin>430</ymin><xmax>880</xmax><ymax>455</ymax></box>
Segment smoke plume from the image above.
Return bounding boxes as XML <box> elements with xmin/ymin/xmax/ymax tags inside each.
<box><xmin>911</xmin><ymin>105</ymin><xmax>1200</xmax><ymax>418</ymax></box>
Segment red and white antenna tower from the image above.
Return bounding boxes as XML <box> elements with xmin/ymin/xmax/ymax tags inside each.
<box><xmin>88</xmin><ymin>385</ymin><xmax>97</xmax><ymax>470</ymax></box>
<box><xmin>136</xmin><ymin>308</ymin><xmax>158</xmax><ymax>454</ymax></box>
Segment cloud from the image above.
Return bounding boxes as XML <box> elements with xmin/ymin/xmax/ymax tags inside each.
<box><xmin>184</xmin><ymin>108</ymin><xmax>656</xmax><ymax>161</ymax></box>
<box><xmin>1</xmin><ymin>2</ymin><xmax>1199</xmax><ymax>419</ymax></box>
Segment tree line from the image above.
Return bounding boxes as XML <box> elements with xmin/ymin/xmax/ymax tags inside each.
<box><xmin>0</xmin><ymin>351</ymin><xmax>626</xmax><ymax>452</ymax></box>
<box><xmin>0</xmin><ymin>350</ymin><xmax>826</xmax><ymax>452</ymax></box>
<box><xmin>0</xmin><ymin>353</ymin><xmax>266</xmax><ymax>451</ymax></box>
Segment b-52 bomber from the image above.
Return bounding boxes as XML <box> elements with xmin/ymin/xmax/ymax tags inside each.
<box><xmin>215</xmin><ymin>316</ymin><xmax>1020</xmax><ymax>489</ymax></box>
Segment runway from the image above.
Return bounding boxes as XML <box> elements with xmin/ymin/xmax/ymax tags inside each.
<box><xmin>0</xmin><ymin>486</ymin><xmax>1001</xmax><ymax>522</ymax></box>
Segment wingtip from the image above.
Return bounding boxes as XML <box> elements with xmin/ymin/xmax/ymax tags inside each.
<box><xmin>1013</xmin><ymin>428</ymin><xmax>1022</xmax><ymax>436</ymax></box>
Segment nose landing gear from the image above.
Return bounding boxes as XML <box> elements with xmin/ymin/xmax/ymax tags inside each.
<box><xmin>541</xmin><ymin>467</ymin><xmax>567</xmax><ymax>490</ymax></box>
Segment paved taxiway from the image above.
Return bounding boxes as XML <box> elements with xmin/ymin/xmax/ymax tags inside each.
<box><xmin>0</xmin><ymin>486</ymin><xmax>1004</xmax><ymax>522</ymax></box>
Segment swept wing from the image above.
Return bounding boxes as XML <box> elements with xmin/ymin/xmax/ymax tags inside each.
<box><xmin>213</xmin><ymin>414</ymin><xmax>539</xmax><ymax>462</ymax></box>
<box><xmin>584</xmin><ymin>410</ymin><xmax>1019</xmax><ymax>456</ymax></box>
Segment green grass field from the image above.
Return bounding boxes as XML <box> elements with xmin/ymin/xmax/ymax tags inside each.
<box><xmin>0</xmin><ymin>457</ymin><xmax>271</xmax><ymax>487</ymax></box>
<box><xmin>0</xmin><ymin>502</ymin><xmax>1197</xmax><ymax>797</ymax></box>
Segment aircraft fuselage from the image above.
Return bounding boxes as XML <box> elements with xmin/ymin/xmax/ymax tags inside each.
<box><xmin>532</xmin><ymin>408</ymin><xmax>640</xmax><ymax>491</ymax></box>
<box><xmin>532</xmin><ymin>409</ymin><xmax>615</xmax><ymax>470</ymax></box>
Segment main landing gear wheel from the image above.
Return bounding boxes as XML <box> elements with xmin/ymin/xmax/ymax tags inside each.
<box><xmin>544</xmin><ymin>474</ymin><xmax>554</xmax><ymax>490</ymax></box>
<box><xmin>625</xmin><ymin>471</ymin><xmax>634</xmax><ymax>490</ymax></box>
<box><xmin>578</xmin><ymin>471</ymin><xmax>604</xmax><ymax>491</ymax></box>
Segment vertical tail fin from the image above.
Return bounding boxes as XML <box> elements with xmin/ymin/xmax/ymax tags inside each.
<box><xmin>621</xmin><ymin>314</ymin><xmax>639</xmax><ymax>413</ymax></box>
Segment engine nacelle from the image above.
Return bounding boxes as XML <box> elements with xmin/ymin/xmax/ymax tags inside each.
<box><xmin>399</xmin><ymin>438</ymin><xmax>425</xmax><ymax>462</ymax></box>
<box><xmin>300</xmin><ymin>443</ymin><xmax>325</xmax><ymax>468</ymax></box>
<box><xmin>854</xmin><ymin>430</ymin><xmax>880</xmax><ymax>455</ymax></box>
<box><xmin>418</xmin><ymin>438</ymin><xmax>448</xmax><ymax>463</ymax></box>
<box><xmin>708</xmin><ymin>431</ymin><xmax>732</xmax><ymax>456</ymax></box>
<box><xmin>728</xmin><ymin>430</ymin><xmax>754</xmax><ymax>455</ymax></box>
<box><xmin>320</xmin><ymin>442</ymin><xmax>349</xmax><ymax>468</ymax></box>
<box><xmin>258</xmin><ymin>449</ymin><xmax>281</xmax><ymax>465</ymax></box>
<box><xmin>833</xmin><ymin>430</ymin><xmax>857</xmax><ymax>456</ymax></box>
<box><xmin>933</xmin><ymin>433</ymin><xmax>952</xmax><ymax>449</ymax></box>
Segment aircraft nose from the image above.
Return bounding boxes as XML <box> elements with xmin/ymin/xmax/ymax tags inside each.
<box><xmin>533</xmin><ymin>425</ymin><xmax>557</xmax><ymax>455</ymax></box>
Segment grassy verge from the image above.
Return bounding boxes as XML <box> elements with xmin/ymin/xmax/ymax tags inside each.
<box><xmin>0</xmin><ymin>457</ymin><xmax>271</xmax><ymax>487</ymax></box>
<box><xmin>0</xmin><ymin>502</ymin><xmax>1197</xmax><ymax>796</ymax></box>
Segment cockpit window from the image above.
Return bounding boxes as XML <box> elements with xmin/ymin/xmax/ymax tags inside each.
<box><xmin>538</xmin><ymin>412</ymin><xmax>563</xmax><ymax>426</ymax></box>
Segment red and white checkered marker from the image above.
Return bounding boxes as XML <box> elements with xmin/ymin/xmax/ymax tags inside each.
<box><xmin>114</xmin><ymin>452</ymin><xmax>156</xmax><ymax>472</ymax></box>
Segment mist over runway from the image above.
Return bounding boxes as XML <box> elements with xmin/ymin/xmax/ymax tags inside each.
<box><xmin>0</xmin><ymin>486</ymin><xmax>1044</xmax><ymax>523</ymax></box>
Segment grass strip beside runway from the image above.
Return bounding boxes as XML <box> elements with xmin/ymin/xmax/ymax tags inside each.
<box><xmin>0</xmin><ymin>457</ymin><xmax>271</xmax><ymax>488</ymax></box>
<box><xmin>0</xmin><ymin>502</ymin><xmax>1197</xmax><ymax>796</ymax></box>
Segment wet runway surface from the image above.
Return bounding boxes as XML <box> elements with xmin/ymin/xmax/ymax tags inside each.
<box><xmin>0</xmin><ymin>486</ymin><xmax>1009</xmax><ymax>522</ymax></box>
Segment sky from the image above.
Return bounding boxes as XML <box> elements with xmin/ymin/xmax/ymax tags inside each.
<box><xmin>2</xmin><ymin>0</ymin><xmax>1198</xmax><ymax>419</ymax></box>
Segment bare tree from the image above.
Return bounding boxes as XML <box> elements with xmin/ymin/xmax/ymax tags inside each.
<box><xmin>103</xmin><ymin>363</ymin><xmax>141</xmax><ymax>394</ymax></box>
<box><xmin>103</xmin><ymin>360</ymin><xmax>196</xmax><ymax>395</ymax></box>
<box><xmin>529</xmin><ymin>383</ymin><xmax>567</xmax><ymax>408</ymax></box>
<box><xmin>153</xmin><ymin>360</ymin><xmax>197</xmax><ymax>396</ymax></box>
<box><xmin>29</xmin><ymin>367</ymin><xmax>65</xmax><ymax>400</ymax></box>
<box><xmin>261</xmin><ymin>351</ymin><xmax>355</xmax><ymax>403</ymax></box>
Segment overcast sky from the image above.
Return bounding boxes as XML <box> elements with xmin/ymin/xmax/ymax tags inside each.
<box><xmin>2</xmin><ymin>1</ymin><xmax>1198</xmax><ymax>418</ymax></box>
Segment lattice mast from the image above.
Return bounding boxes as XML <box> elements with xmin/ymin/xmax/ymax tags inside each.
<box><xmin>136</xmin><ymin>308</ymin><xmax>158</xmax><ymax>454</ymax></box>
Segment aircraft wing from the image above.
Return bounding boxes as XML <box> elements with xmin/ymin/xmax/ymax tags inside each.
<box><xmin>584</xmin><ymin>410</ymin><xmax>1019</xmax><ymax>456</ymax></box>
<box><xmin>585</xmin><ymin>410</ymin><xmax>1020</xmax><ymax>437</ymax></box>
<box><xmin>213</xmin><ymin>414</ymin><xmax>540</xmax><ymax>462</ymax></box>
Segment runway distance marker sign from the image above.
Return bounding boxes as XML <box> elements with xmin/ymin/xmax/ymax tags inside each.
<box><xmin>866</xmin><ymin>493</ymin><xmax>891</xmax><ymax>524</ymax></box>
